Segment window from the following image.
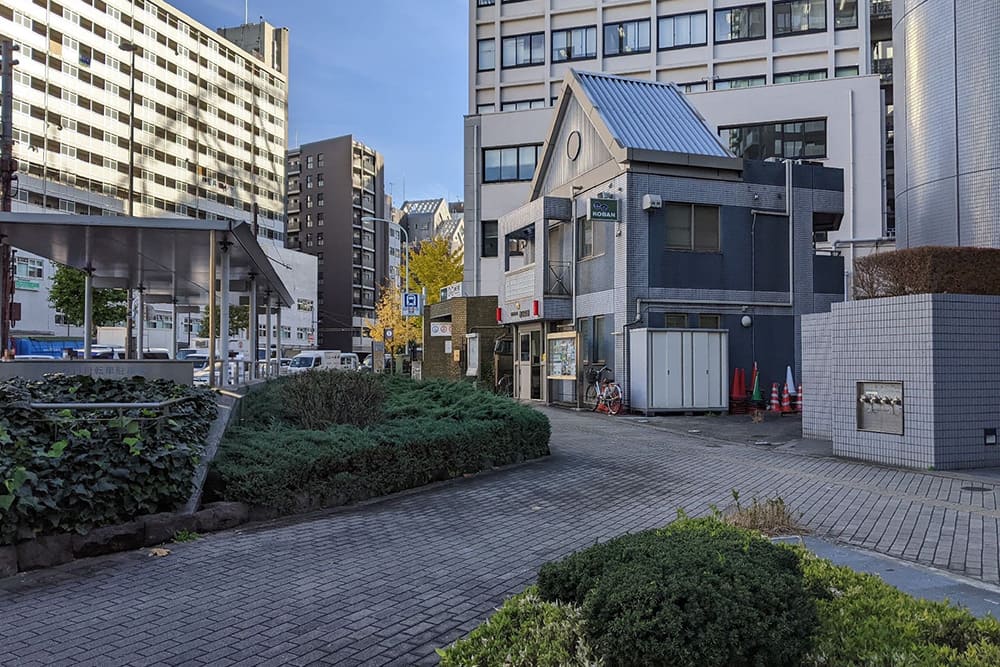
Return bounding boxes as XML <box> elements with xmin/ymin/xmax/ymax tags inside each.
<box><xmin>15</xmin><ymin>257</ymin><xmax>44</xmax><ymax>280</ymax></box>
<box><xmin>594</xmin><ymin>315</ymin><xmax>610</xmax><ymax>363</ymax></box>
<box><xmin>604</xmin><ymin>20</ymin><xmax>650</xmax><ymax>56</ymax></box>
<box><xmin>478</xmin><ymin>38</ymin><xmax>496</xmax><ymax>71</ymax></box>
<box><xmin>774</xmin><ymin>69</ymin><xmax>827</xmax><ymax>83</ymax></box>
<box><xmin>305</xmin><ymin>155</ymin><xmax>314</xmax><ymax>169</ymax></box>
<box><xmin>305</xmin><ymin>175</ymin><xmax>312</xmax><ymax>188</ymax></box>
<box><xmin>720</xmin><ymin>118</ymin><xmax>827</xmax><ymax>159</ymax></box>
<box><xmin>698</xmin><ymin>314</ymin><xmax>721</xmax><ymax>329</ymax></box>
<box><xmin>317</xmin><ymin>193</ymin><xmax>324</xmax><ymax>206</ymax></box>
<box><xmin>835</xmin><ymin>65</ymin><xmax>860</xmax><ymax>77</ymax></box>
<box><xmin>715</xmin><ymin>76</ymin><xmax>766</xmax><ymax>89</ymax></box>
<box><xmin>317</xmin><ymin>153</ymin><xmax>324</xmax><ymax>166</ymax></box>
<box><xmin>664</xmin><ymin>203</ymin><xmax>720</xmax><ymax>252</ymax></box>
<box><xmin>306</xmin><ymin>195</ymin><xmax>312</xmax><ymax>208</ymax></box>
<box><xmin>477</xmin><ymin>103</ymin><xmax>495</xmax><ymax>114</ymax></box>
<box><xmin>317</xmin><ymin>173</ymin><xmax>324</xmax><ymax>186</ymax></box>
<box><xmin>317</xmin><ymin>233</ymin><xmax>324</xmax><ymax>246</ymax></box>
<box><xmin>483</xmin><ymin>145</ymin><xmax>540</xmax><ymax>182</ymax></box>
<box><xmin>658</xmin><ymin>12</ymin><xmax>708</xmax><ymax>50</ymax></box>
<box><xmin>774</xmin><ymin>0</ymin><xmax>826</xmax><ymax>36</ymax></box>
<box><xmin>552</xmin><ymin>26</ymin><xmax>597</xmax><ymax>62</ymax></box>
<box><xmin>835</xmin><ymin>0</ymin><xmax>858</xmax><ymax>29</ymax></box>
<box><xmin>502</xmin><ymin>33</ymin><xmax>545</xmax><ymax>68</ymax></box>
<box><xmin>501</xmin><ymin>99</ymin><xmax>546</xmax><ymax>111</ymax></box>
<box><xmin>577</xmin><ymin>215</ymin><xmax>602</xmax><ymax>259</ymax></box>
<box><xmin>677</xmin><ymin>81</ymin><xmax>709</xmax><ymax>92</ymax></box>
<box><xmin>664</xmin><ymin>313</ymin><xmax>688</xmax><ymax>328</ymax></box>
<box><xmin>482</xmin><ymin>220</ymin><xmax>498</xmax><ymax>257</ymax></box>
<box><xmin>715</xmin><ymin>5</ymin><xmax>766</xmax><ymax>42</ymax></box>
<box><xmin>317</xmin><ymin>212</ymin><xmax>324</xmax><ymax>226</ymax></box>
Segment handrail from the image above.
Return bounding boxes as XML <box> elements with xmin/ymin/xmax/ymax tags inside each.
<box><xmin>27</xmin><ymin>396</ymin><xmax>194</xmax><ymax>410</ymax></box>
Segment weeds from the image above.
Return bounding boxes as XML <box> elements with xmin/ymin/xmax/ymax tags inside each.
<box><xmin>172</xmin><ymin>529</ymin><xmax>200</xmax><ymax>543</ymax></box>
<box><xmin>724</xmin><ymin>489</ymin><xmax>804</xmax><ymax>536</ymax></box>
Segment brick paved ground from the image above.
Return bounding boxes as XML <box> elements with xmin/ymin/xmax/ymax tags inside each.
<box><xmin>3</xmin><ymin>407</ymin><xmax>1000</xmax><ymax>665</ymax></box>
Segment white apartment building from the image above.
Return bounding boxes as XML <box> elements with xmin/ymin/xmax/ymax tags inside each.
<box><xmin>464</xmin><ymin>0</ymin><xmax>891</xmax><ymax>297</ymax></box>
<box><xmin>1</xmin><ymin>1</ymin><xmax>315</xmax><ymax>350</ymax></box>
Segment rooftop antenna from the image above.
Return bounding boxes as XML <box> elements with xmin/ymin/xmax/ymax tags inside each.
<box><xmin>244</xmin><ymin>0</ymin><xmax>248</xmax><ymax>24</ymax></box>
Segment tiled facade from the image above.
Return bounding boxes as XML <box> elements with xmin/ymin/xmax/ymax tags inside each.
<box><xmin>807</xmin><ymin>294</ymin><xmax>1000</xmax><ymax>470</ymax></box>
<box><xmin>801</xmin><ymin>312</ymin><xmax>833</xmax><ymax>438</ymax></box>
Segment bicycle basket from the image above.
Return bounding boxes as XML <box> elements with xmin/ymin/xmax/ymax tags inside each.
<box><xmin>585</xmin><ymin>367</ymin><xmax>599</xmax><ymax>384</ymax></box>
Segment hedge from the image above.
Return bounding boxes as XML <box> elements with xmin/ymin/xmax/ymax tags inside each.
<box><xmin>441</xmin><ymin>518</ymin><xmax>1000</xmax><ymax>666</ymax></box>
<box><xmin>207</xmin><ymin>375</ymin><xmax>551</xmax><ymax>511</ymax></box>
<box><xmin>0</xmin><ymin>375</ymin><xmax>217</xmax><ymax>545</ymax></box>
<box><xmin>854</xmin><ymin>246</ymin><xmax>1000</xmax><ymax>299</ymax></box>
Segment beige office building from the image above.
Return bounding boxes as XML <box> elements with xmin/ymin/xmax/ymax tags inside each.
<box><xmin>465</xmin><ymin>0</ymin><xmax>892</xmax><ymax>297</ymax></box>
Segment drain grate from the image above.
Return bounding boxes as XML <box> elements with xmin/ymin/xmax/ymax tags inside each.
<box><xmin>962</xmin><ymin>485</ymin><xmax>992</xmax><ymax>492</ymax></box>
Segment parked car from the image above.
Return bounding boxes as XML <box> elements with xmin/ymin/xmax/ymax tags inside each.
<box><xmin>176</xmin><ymin>348</ymin><xmax>200</xmax><ymax>360</ymax></box>
<box><xmin>288</xmin><ymin>350</ymin><xmax>359</xmax><ymax>373</ymax></box>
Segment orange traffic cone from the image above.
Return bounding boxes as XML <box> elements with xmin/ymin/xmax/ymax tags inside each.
<box><xmin>780</xmin><ymin>384</ymin><xmax>793</xmax><ymax>413</ymax></box>
<box><xmin>796</xmin><ymin>385</ymin><xmax>803</xmax><ymax>413</ymax></box>
<box><xmin>769</xmin><ymin>383</ymin><xmax>781</xmax><ymax>412</ymax></box>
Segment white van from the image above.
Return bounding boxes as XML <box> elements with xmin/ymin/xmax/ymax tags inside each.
<box><xmin>288</xmin><ymin>350</ymin><xmax>360</xmax><ymax>373</ymax></box>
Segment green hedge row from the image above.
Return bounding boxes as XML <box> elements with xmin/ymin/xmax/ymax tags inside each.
<box><xmin>0</xmin><ymin>375</ymin><xmax>217</xmax><ymax>545</ymax></box>
<box><xmin>207</xmin><ymin>376</ymin><xmax>550</xmax><ymax>511</ymax></box>
<box><xmin>440</xmin><ymin>518</ymin><xmax>1000</xmax><ymax>666</ymax></box>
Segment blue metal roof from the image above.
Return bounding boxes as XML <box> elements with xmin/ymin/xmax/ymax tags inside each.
<box><xmin>574</xmin><ymin>71</ymin><xmax>732</xmax><ymax>158</ymax></box>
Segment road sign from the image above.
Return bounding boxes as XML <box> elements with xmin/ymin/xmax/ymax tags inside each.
<box><xmin>401</xmin><ymin>292</ymin><xmax>422</xmax><ymax>317</ymax></box>
<box><xmin>384</xmin><ymin>327</ymin><xmax>394</xmax><ymax>340</ymax></box>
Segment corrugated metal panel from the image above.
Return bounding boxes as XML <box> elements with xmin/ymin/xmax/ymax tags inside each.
<box><xmin>575</xmin><ymin>72</ymin><xmax>732</xmax><ymax>158</ymax></box>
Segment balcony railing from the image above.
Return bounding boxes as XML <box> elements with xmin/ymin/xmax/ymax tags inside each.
<box><xmin>873</xmin><ymin>58</ymin><xmax>893</xmax><ymax>82</ymax></box>
<box><xmin>545</xmin><ymin>261</ymin><xmax>571</xmax><ymax>296</ymax></box>
<box><xmin>871</xmin><ymin>0</ymin><xmax>891</xmax><ymax>19</ymax></box>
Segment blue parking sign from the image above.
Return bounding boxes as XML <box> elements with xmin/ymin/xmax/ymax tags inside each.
<box><xmin>402</xmin><ymin>292</ymin><xmax>421</xmax><ymax>317</ymax></box>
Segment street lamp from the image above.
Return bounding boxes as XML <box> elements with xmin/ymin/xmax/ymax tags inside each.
<box><xmin>120</xmin><ymin>41</ymin><xmax>137</xmax><ymax>358</ymax></box>
<box><xmin>362</xmin><ymin>216</ymin><xmax>408</xmax><ymax>291</ymax></box>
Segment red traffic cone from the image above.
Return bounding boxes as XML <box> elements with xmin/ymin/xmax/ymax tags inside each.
<box><xmin>769</xmin><ymin>383</ymin><xmax>781</xmax><ymax>412</ymax></box>
<box><xmin>796</xmin><ymin>385</ymin><xmax>803</xmax><ymax>413</ymax></box>
<box><xmin>781</xmin><ymin>384</ymin><xmax>793</xmax><ymax>413</ymax></box>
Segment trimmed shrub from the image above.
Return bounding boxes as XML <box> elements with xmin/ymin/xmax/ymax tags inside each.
<box><xmin>279</xmin><ymin>370</ymin><xmax>386</xmax><ymax>429</ymax></box>
<box><xmin>0</xmin><ymin>375</ymin><xmax>216</xmax><ymax>544</ymax></box>
<box><xmin>800</xmin><ymin>549</ymin><xmax>1000</xmax><ymax>666</ymax></box>
<box><xmin>437</xmin><ymin>587</ymin><xmax>601</xmax><ymax>667</ymax></box>
<box><xmin>854</xmin><ymin>246</ymin><xmax>1000</xmax><ymax>299</ymax></box>
<box><xmin>538</xmin><ymin>519</ymin><xmax>817</xmax><ymax>667</ymax></box>
<box><xmin>208</xmin><ymin>376</ymin><xmax>550</xmax><ymax>511</ymax></box>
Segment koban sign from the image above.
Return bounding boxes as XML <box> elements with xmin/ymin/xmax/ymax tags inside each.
<box><xmin>589</xmin><ymin>197</ymin><xmax>619</xmax><ymax>221</ymax></box>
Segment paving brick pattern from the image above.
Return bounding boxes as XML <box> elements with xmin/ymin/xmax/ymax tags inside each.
<box><xmin>3</xmin><ymin>407</ymin><xmax>1000</xmax><ymax>665</ymax></box>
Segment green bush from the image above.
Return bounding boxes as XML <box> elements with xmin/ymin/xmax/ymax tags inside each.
<box><xmin>208</xmin><ymin>376</ymin><xmax>550</xmax><ymax>511</ymax></box>
<box><xmin>0</xmin><ymin>375</ymin><xmax>216</xmax><ymax>544</ymax></box>
<box><xmin>538</xmin><ymin>519</ymin><xmax>817</xmax><ymax>667</ymax></box>
<box><xmin>280</xmin><ymin>370</ymin><xmax>386</xmax><ymax>429</ymax></box>
<box><xmin>801</xmin><ymin>549</ymin><xmax>1000</xmax><ymax>666</ymax></box>
<box><xmin>437</xmin><ymin>587</ymin><xmax>601</xmax><ymax>667</ymax></box>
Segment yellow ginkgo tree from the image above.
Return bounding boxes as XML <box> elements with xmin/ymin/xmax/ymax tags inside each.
<box><xmin>407</xmin><ymin>237</ymin><xmax>464</xmax><ymax>306</ymax></box>
<box><xmin>365</xmin><ymin>281</ymin><xmax>421</xmax><ymax>356</ymax></box>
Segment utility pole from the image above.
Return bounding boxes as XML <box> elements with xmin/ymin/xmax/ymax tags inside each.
<box><xmin>1</xmin><ymin>39</ymin><xmax>19</xmax><ymax>358</ymax></box>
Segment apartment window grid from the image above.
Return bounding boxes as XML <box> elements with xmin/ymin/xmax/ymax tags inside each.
<box><xmin>714</xmin><ymin>76</ymin><xmax>766</xmax><ymax>90</ymax></box>
<box><xmin>658</xmin><ymin>12</ymin><xmax>708</xmax><ymax>50</ymax></box>
<box><xmin>714</xmin><ymin>4</ymin><xmax>766</xmax><ymax>43</ymax></box>
<box><xmin>719</xmin><ymin>118</ymin><xmax>828</xmax><ymax>160</ymax></box>
<box><xmin>665</xmin><ymin>203</ymin><xmax>720</xmax><ymax>252</ymax></box>
<box><xmin>604</xmin><ymin>19</ymin><xmax>650</xmax><ymax>56</ymax></box>
<box><xmin>502</xmin><ymin>33</ymin><xmax>545</xmax><ymax>68</ymax></box>
<box><xmin>774</xmin><ymin>69</ymin><xmax>828</xmax><ymax>84</ymax></box>
<box><xmin>774</xmin><ymin>0</ymin><xmax>826</xmax><ymax>36</ymax></box>
<box><xmin>552</xmin><ymin>26</ymin><xmax>597</xmax><ymax>62</ymax></box>
<box><xmin>501</xmin><ymin>99</ymin><xmax>546</xmax><ymax>111</ymax></box>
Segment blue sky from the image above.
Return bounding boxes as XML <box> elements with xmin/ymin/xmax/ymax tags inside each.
<box><xmin>170</xmin><ymin>0</ymin><xmax>468</xmax><ymax>204</ymax></box>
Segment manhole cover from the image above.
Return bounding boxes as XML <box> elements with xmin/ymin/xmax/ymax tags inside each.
<box><xmin>962</xmin><ymin>485</ymin><xmax>992</xmax><ymax>492</ymax></box>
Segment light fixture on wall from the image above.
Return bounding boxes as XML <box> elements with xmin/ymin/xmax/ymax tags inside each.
<box><xmin>741</xmin><ymin>315</ymin><xmax>753</xmax><ymax>328</ymax></box>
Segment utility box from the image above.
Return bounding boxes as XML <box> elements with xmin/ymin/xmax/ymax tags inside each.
<box><xmin>629</xmin><ymin>328</ymin><xmax>728</xmax><ymax>414</ymax></box>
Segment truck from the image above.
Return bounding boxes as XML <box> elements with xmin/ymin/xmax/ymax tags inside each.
<box><xmin>287</xmin><ymin>350</ymin><xmax>360</xmax><ymax>373</ymax></box>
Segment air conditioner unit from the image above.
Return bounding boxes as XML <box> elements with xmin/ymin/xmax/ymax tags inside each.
<box><xmin>642</xmin><ymin>194</ymin><xmax>662</xmax><ymax>211</ymax></box>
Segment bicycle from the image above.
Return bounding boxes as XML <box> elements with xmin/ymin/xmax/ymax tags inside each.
<box><xmin>495</xmin><ymin>374</ymin><xmax>513</xmax><ymax>397</ymax></box>
<box><xmin>584</xmin><ymin>366</ymin><xmax>623</xmax><ymax>415</ymax></box>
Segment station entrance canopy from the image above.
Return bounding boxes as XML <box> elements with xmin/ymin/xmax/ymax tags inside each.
<box><xmin>0</xmin><ymin>213</ymin><xmax>292</xmax><ymax>307</ymax></box>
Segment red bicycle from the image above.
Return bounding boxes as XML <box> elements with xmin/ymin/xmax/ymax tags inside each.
<box><xmin>584</xmin><ymin>366</ymin><xmax>623</xmax><ymax>415</ymax></box>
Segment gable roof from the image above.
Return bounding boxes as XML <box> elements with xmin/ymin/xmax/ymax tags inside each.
<box><xmin>529</xmin><ymin>70</ymin><xmax>739</xmax><ymax>199</ymax></box>
<box><xmin>574</xmin><ymin>71</ymin><xmax>731</xmax><ymax>158</ymax></box>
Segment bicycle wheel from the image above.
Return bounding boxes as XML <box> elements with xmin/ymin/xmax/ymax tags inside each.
<box><xmin>497</xmin><ymin>376</ymin><xmax>513</xmax><ymax>397</ymax></box>
<box><xmin>606</xmin><ymin>384</ymin><xmax>623</xmax><ymax>415</ymax></box>
<box><xmin>584</xmin><ymin>384</ymin><xmax>598</xmax><ymax>410</ymax></box>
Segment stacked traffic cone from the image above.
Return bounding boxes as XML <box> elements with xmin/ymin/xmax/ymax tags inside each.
<box><xmin>796</xmin><ymin>385</ymin><xmax>803</xmax><ymax>413</ymax></box>
<box><xmin>750</xmin><ymin>363</ymin><xmax>763</xmax><ymax>405</ymax></box>
<box><xmin>729</xmin><ymin>367</ymin><xmax>748</xmax><ymax>414</ymax></box>
<box><xmin>769</xmin><ymin>383</ymin><xmax>781</xmax><ymax>412</ymax></box>
<box><xmin>780</xmin><ymin>383</ymin><xmax>793</xmax><ymax>413</ymax></box>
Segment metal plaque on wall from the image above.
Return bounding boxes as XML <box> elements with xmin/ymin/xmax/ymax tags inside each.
<box><xmin>856</xmin><ymin>381</ymin><xmax>904</xmax><ymax>435</ymax></box>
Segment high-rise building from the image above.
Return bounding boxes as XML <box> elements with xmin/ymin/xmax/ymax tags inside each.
<box><xmin>285</xmin><ymin>136</ymin><xmax>388</xmax><ymax>352</ymax></box>
<box><xmin>1</xmin><ymin>1</ymin><xmax>309</xmax><ymax>347</ymax></box>
<box><xmin>893</xmin><ymin>0</ymin><xmax>999</xmax><ymax>248</ymax></box>
<box><xmin>464</xmin><ymin>0</ymin><xmax>892</xmax><ymax>297</ymax></box>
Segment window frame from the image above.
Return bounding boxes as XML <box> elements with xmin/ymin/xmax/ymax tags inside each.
<box><xmin>664</xmin><ymin>203</ymin><xmax>721</xmax><ymax>253</ymax></box>
<box><xmin>697</xmin><ymin>314</ymin><xmax>721</xmax><ymax>329</ymax></box>
<box><xmin>481</xmin><ymin>220</ymin><xmax>499</xmax><ymax>257</ymax></box>
<box><xmin>551</xmin><ymin>25</ymin><xmax>598</xmax><ymax>63</ymax></box>
<box><xmin>603</xmin><ymin>19</ymin><xmax>651</xmax><ymax>57</ymax></box>
<box><xmin>719</xmin><ymin>117</ymin><xmax>828</xmax><ymax>160</ymax></box>
<box><xmin>482</xmin><ymin>144</ymin><xmax>541</xmax><ymax>183</ymax></box>
<box><xmin>714</xmin><ymin>76</ymin><xmax>767</xmax><ymax>90</ymax></box>
<box><xmin>500</xmin><ymin>32</ymin><xmax>546</xmax><ymax>69</ymax></box>
<box><xmin>714</xmin><ymin>4</ymin><xmax>767</xmax><ymax>43</ymax></box>
<box><xmin>500</xmin><ymin>99</ymin><xmax>546</xmax><ymax>112</ymax></box>
<box><xmin>773</xmin><ymin>69</ymin><xmax>828</xmax><ymax>84</ymax></box>
<box><xmin>477</xmin><ymin>38</ymin><xmax>496</xmax><ymax>72</ymax></box>
<box><xmin>657</xmin><ymin>11</ymin><xmax>708</xmax><ymax>51</ymax></box>
<box><xmin>773</xmin><ymin>0</ymin><xmax>827</xmax><ymax>37</ymax></box>
<box><xmin>835</xmin><ymin>65</ymin><xmax>860</xmax><ymax>78</ymax></box>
